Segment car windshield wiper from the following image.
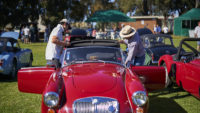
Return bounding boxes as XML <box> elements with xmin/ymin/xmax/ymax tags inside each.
<box><xmin>88</xmin><ymin>59</ymin><xmax>106</xmax><ymax>64</ymax></box>
<box><xmin>69</xmin><ymin>60</ymin><xmax>107</xmax><ymax>65</ymax></box>
<box><xmin>69</xmin><ymin>60</ymin><xmax>85</xmax><ymax>64</ymax></box>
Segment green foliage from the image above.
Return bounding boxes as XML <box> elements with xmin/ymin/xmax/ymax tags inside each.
<box><xmin>1</xmin><ymin>0</ymin><xmax>199</xmax><ymax>30</ymax></box>
<box><xmin>0</xmin><ymin>0</ymin><xmax>40</xmax><ymax>28</ymax></box>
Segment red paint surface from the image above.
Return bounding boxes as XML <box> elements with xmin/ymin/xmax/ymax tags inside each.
<box><xmin>159</xmin><ymin>55</ymin><xmax>200</xmax><ymax>99</ymax></box>
<box><xmin>18</xmin><ymin>63</ymin><xmax>167</xmax><ymax>112</ymax></box>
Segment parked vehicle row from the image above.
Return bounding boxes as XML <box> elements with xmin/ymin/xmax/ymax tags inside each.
<box><xmin>6</xmin><ymin>28</ymin><xmax>199</xmax><ymax>113</ymax></box>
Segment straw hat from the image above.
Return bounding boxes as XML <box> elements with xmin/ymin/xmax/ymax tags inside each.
<box><xmin>120</xmin><ymin>25</ymin><xmax>136</xmax><ymax>39</ymax></box>
<box><xmin>60</xmin><ymin>19</ymin><xmax>68</xmax><ymax>23</ymax></box>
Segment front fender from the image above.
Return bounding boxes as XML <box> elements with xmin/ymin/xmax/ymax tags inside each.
<box><xmin>125</xmin><ymin>68</ymin><xmax>148</xmax><ymax>113</ymax></box>
<box><xmin>0</xmin><ymin>53</ymin><xmax>15</xmax><ymax>74</ymax></box>
<box><xmin>158</xmin><ymin>55</ymin><xmax>174</xmax><ymax>73</ymax></box>
<box><xmin>41</xmin><ymin>69</ymin><xmax>65</xmax><ymax>113</ymax></box>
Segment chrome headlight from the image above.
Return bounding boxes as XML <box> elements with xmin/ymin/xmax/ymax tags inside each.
<box><xmin>43</xmin><ymin>92</ymin><xmax>59</xmax><ymax>108</ymax></box>
<box><xmin>132</xmin><ymin>91</ymin><xmax>148</xmax><ymax>106</ymax></box>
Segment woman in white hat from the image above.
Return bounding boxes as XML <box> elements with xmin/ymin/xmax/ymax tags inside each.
<box><xmin>119</xmin><ymin>25</ymin><xmax>145</xmax><ymax>67</ymax></box>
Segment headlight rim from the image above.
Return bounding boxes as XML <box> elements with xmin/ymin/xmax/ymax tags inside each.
<box><xmin>132</xmin><ymin>91</ymin><xmax>148</xmax><ymax>107</ymax></box>
<box><xmin>43</xmin><ymin>92</ymin><xmax>59</xmax><ymax>108</ymax></box>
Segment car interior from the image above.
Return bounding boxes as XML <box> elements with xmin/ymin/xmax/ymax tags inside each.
<box><xmin>65</xmin><ymin>47</ymin><xmax>122</xmax><ymax>65</ymax></box>
<box><xmin>178</xmin><ymin>41</ymin><xmax>200</xmax><ymax>63</ymax></box>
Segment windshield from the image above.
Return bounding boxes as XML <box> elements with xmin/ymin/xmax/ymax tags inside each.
<box><xmin>63</xmin><ymin>47</ymin><xmax>123</xmax><ymax>65</ymax></box>
<box><xmin>143</xmin><ymin>36</ymin><xmax>172</xmax><ymax>48</ymax></box>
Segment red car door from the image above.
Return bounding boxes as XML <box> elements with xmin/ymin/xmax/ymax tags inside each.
<box><xmin>130</xmin><ymin>66</ymin><xmax>166</xmax><ymax>91</ymax></box>
<box><xmin>18</xmin><ymin>67</ymin><xmax>55</xmax><ymax>94</ymax></box>
<box><xmin>182</xmin><ymin>62</ymin><xmax>200</xmax><ymax>98</ymax></box>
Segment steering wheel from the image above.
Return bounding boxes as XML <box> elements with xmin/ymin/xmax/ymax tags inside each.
<box><xmin>182</xmin><ymin>52</ymin><xmax>196</xmax><ymax>63</ymax></box>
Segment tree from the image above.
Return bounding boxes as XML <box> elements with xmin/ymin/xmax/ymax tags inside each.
<box><xmin>0</xmin><ymin>0</ymin><xmax>40</xmax><ymax>29</ymax></box>
<box><xmin>195</xmin><ymin>0</ymin><xmax>199</xmax><ymax>8</ymax></box>
<box><xmin>40</xmin><ymin>0</ymin><xmax>69</xmax><ymax>27</ymax></box>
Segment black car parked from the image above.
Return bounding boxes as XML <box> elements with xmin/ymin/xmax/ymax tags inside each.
<box><xmin>140</xmin><ymin>34</ymin><xmax>178</xmax><ymax>65</ymax></box>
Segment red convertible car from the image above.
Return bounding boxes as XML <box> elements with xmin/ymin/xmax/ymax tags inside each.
<box><xmin>18</xmin><ymin>39</ymin><xmax>167</xmax><ymax>113</ymax></box>
<box><xmin>159</xmin><ymin>38</ymin><xmax>200</xmax><ymax>99</ymax></box>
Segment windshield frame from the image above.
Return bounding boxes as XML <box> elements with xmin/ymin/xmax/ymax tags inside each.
<box><xmin>61</xmin><ymin>46</ymin><xmax>125</xmax><ymax>67</ymax></box>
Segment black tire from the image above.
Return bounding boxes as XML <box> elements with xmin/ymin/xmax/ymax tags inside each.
<box><xmin>162</xmin><ymin>62</ymin><xmax>173</xmax><ymax>88</ymax></box>
<box><xmin>28</xmin><ymin>58</ymin><xmax>33</xmax><ymax>67</ymax></box>
<box><xmin>28</xmin><ymin>54</ymin><xmax>33</xmax><ymax>67</ymax></box>
<box><xmin>10</xmin><ymin>61</ymin><xmax>17</xmax><ymax>79</ymax></box>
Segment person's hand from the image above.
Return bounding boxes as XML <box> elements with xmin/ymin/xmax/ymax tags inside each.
<box><xmin>125</xmin><ymin>60</ymin><xmax>128</xmax><ymax>65</ymax></box>
<box><xmin>118</xmin><ymin>40</ymin><xmax>124</xmax><ymax>43</ymax></box>
<box><xmin>65</xmin><ymin>41</ymin><xmax>70</xmax><ymax>47</ymax></box>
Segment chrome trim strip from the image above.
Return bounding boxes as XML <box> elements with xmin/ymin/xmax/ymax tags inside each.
<box><xmin>152</xmin><ymin>60</ymin><xmax>158</xmax><ymax>64</ymax></box>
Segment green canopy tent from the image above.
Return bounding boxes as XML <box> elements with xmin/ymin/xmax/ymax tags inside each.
<box><xmin>174</xmin><ymin>8</ymin><xmax>200</xmax><ymax>37</ymax></box>
<box><xmin>86</xmin><ymin>10</ymin><xmax>136</xmax><ymax>22</ymax></box>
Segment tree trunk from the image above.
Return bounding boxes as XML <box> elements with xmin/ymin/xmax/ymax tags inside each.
<box><xmin>143</xmin><ymin>0</ymin><xmax>148</xmax><ymax>15</ymax></box>
<box><xmin>195</xmin><ymin>0</ymin><xmax>199</xmax><ymax>8</ymax></box>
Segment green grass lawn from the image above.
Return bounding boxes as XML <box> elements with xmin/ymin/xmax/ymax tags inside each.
<box><xmin>0</xmin><ymin>38</ymin><xmax>199</xmax><ymax>113</ymax></box>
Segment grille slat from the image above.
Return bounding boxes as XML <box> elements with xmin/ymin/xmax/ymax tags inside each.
<box><xmin>73</xmin><ymin>97</ymin><xmax>119</xmax><ymax>113</ymax></box>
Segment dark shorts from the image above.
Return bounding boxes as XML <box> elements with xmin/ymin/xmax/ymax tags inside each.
<box><xmin>25</xmin><ymin>35</ymin><xmax>29</xmax><ymax>39</ymax></box>
<box><xmin>197</xmin><ymin>41</ymin><xmax>200</xmax><ymax>45</ymax></box>
<box><xmin>127</xmin><ymin>54</ymin><xmax>145</xmax><ymax>67</ymax></box>
<box><xmin>46</xmin><ymin>59</ymin><xmax>61</xmax><ymax>68</ymax></box>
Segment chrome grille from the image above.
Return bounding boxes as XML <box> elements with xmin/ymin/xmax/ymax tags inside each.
<box><xmin>73</xmin><ymin>97</ymin><xmax>119</xmax><ymax>113</ymax></box>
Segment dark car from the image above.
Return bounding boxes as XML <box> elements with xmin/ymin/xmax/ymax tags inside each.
<box><xmin>137</xmin><ymin>28</ymin><xmax>153</xmax><ymax>36</ymax></box>
<box><xmin>159</xmin><ymin>38</ymin><xmax>200</xmax><ymax>99</ymax></box>
<box><xmin>65</xmin><ymin>28</ymin><xmax>95</xmax><ymax>42</ymax></box>
<box><xmin>141</xmin><ymin>34</ymin><xmax>177</xmax><ymax>65</ymax></box>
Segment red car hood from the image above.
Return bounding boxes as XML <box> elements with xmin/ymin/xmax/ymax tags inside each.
<box><xmin>60</xmin><ymin>63</ymin><xmax>132</xmax><ymax>113</ymax></box>
<box><xmin>62</xmin><ymin>63</ymin><xmax>124</xmax><ymax>93</ymax></box>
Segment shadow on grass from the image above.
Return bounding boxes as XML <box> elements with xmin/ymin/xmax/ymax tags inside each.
<box><xmin>0</xmin><ymin>66</ymin><xmax>46</xmax><ymax>82</ymax></box>
<box><xmin>149</xmin><ymin>97</ymin><xmax>187</xmax><ymax>113</ymax></box>
<box><xmin>0</xmin><ymin>76</ymin><xmax>17</xmax><ymax>82</ymax></box>
<box><xmin>149</xmin><ymin>86</ymin><xmax>190</xmax><ymax>99</ymax></box>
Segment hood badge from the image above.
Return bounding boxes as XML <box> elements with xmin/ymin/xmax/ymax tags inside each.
<box><xmin>112</xmin><ymin>73</ymin><xmax>117</xmax><ymax>77</ymax></box>
<box><xmin>92</xmin><ymin>99</ymin><xmax>98</xmax><ymax>104</ymax></box>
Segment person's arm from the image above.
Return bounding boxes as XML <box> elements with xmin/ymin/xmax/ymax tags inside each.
<box><xmin>118</xmin><ymin>40</ymin><xmax>125</xmax><ymax>44</ymax></box>
<box><xmin>195</xmin><ymin>33</ymin><xmax>197</xmax><ymax>38</ymax></box>
<box><xmin>51</xmin><ymin>36</ymin><xmax>70</xmax><ymax>47</ymax></box>
<box><xmin>118</xmin><ymin>39</ymin><xmax>128</xmax><ymax>45</ymax></box>
<box><xmin>194</xmin><ymin>27</ymin><xmax>198</xmax><ymax>38</ymax></box>
<box><xmin>125</xmin><ymin>42</ymin><xmax>137</xmax><ymax>65</ymax></box>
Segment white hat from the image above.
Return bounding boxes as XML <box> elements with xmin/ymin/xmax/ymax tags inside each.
<box><xmin>60</xmin><ymin>19</ymin><xmax>68</xmax><ymax>23</ymax></box>
<box><xmin>120</xmin><ymin>25</ymin><xmax>136</xmax><ymax>39</ymax></box>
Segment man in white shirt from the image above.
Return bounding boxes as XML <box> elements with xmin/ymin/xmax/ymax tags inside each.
<box><xmin>163</xmin><ymin>26</ymin><xmax>168</xmax><ymax>34</ymax></box>
<box><xmin>153</xmin><ymin>25</ymin><xmax>157</xmax><ymax>34</ymax></box>
<box><xmin>23</xmin><ymin>26</ymin><xmax>30</xmax><ymax>44</ymax></box>
<box><xmin>194</xmin><ymin>21</ymin><xmax>200</xmax><ymax>51</ymax></box>
<box><xmin>45</xmin><ymin>19</ymin><xmax>70</xmax><ymax>68</ymax></box>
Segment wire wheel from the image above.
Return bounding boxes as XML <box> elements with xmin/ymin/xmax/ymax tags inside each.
<box><xmin>162</xmin><ymin>62</ymin><xmax>173</xmax><ymax>88</ymax></box>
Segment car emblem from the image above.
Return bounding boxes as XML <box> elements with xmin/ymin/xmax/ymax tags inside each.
<box><xmin>92</xmin><ymin>99</ymin><xmax>98</xmax><ymax>104</ymax></box>
<box><xmin>112</xmin><ymin>73</ymin><xmax>117</xmax><ymax>77</ymax></box>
